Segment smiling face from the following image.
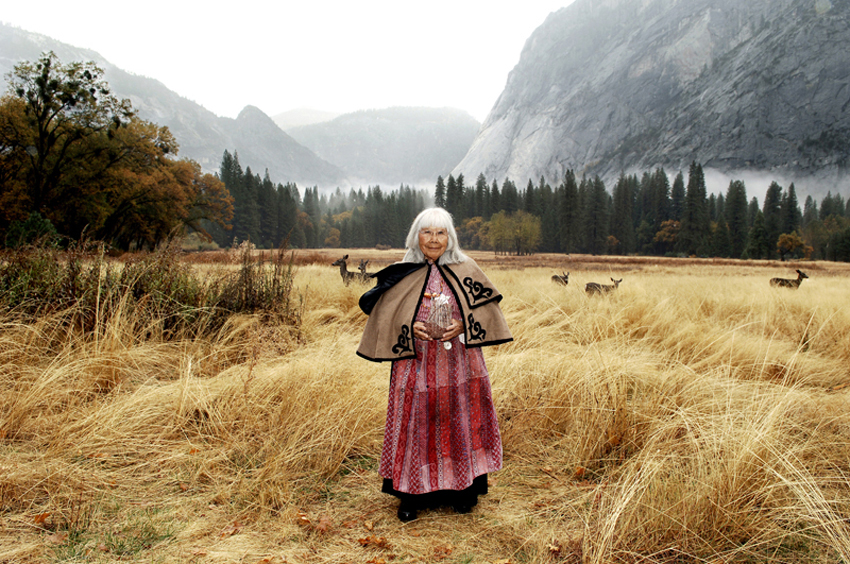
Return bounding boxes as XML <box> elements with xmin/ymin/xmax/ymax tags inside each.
<box><xmin>418</xmin><ymin>226</ymin><xmax>448</xmax><ymax>262</ymax></box>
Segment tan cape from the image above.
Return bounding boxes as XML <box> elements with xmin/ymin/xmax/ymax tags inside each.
<box><xmin>356</xmin><ymin>259</ymin><xmax>513</xmax><ymax>362</ymax></box>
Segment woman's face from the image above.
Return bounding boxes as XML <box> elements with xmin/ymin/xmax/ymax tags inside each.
<box><xmin>419</xmin><ymin>226</ymin><xmax>449</xmax><ymax>262</ymax></box>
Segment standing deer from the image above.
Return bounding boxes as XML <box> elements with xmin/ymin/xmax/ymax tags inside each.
<box><xmin>585</xmin><ymin>278</ymin><xmax>623</xmax><ymax>295</ymax></box>
<box><xmin>332</xmin><ymin>255</ymin><xmax>355</xmax><ymax>286</ymax></box>
<box><xmin>770</xmin><ymin>269</ymin><xmax>808</xmax><ymax>289</ymax></box>
<box><xmin>551</xmin><ymin>271</ymin><xmax>569</xmax><ymax>285</ymax></box>
<box><xmin>356</xmin><ymin>259</ymin><xmax>375</xmax><ymax>283</ymax></box>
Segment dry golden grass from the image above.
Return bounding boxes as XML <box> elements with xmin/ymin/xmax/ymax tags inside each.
<box><xmin>2</xmin><ymin>252</ymin><xmax>850</xmax><ymax>563</ymax></box>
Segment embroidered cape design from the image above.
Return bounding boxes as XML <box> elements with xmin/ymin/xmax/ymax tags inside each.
<box><xmin>357</xmin><ymin>259</ymin><xmax>512</xmax><ymax>362</ymax></box>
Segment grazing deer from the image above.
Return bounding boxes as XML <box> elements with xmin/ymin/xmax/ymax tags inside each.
<box><xmin>585</xmin><ymin>278</ymin><xmax>622</xmax><ymax>296</ymax></box>
<box><xmin>551</xmin><ymin>271</ymin><xmax>569</xmax><ymax>285</ymax></box>
<box><xmin>332</xmin><ymin>255</ymin><xmax>355</xmax><ymax>286</ymax></box>
<box><xmin>356</xmin><ymin>259</ymin><xmax>375</xmax><ymax>283</ymax></box>
<box><xmin>770</xmin><ymin>269</ymin><xmax>808</xmax><ymax>289</ymax></box>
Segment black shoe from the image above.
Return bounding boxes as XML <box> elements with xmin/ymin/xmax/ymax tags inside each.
<box><xmin>397</xmin><ymin>505</ymin><xmax>417</xmax><ymax>522</ymax></box>
<box><xmin>452</xmin><ymin>503</ymin><xmax>472</xmax><ymax>514</ymax></box>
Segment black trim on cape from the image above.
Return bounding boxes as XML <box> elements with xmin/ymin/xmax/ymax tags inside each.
<box><xmin>358</xmin><ymin>262</ymin><xmax>426</xmax><ymax>315</ymax></box>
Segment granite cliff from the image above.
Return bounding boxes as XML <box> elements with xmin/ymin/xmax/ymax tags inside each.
<box><xmin>453</xmin><ymin>0</ymin><xmax>850</xmax><ymax>186</ymax></box>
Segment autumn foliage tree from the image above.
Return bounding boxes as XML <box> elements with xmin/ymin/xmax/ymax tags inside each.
<box><xmin>0</xmin><ymin>52</ymin><xmax>232</xmax><ymax>249</ymax></box>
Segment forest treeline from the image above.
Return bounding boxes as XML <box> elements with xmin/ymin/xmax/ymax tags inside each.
<box><xmin>214</xmin><ymin>153</ymin><xmax>850</xmax><ymax>262</ymax></box>
<box><xmin>2</xmin><ymin>53</ymin><xmax>849</xmax><ymax>261</ymax></box>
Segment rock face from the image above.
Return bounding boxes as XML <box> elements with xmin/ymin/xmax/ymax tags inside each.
<box><xmin>453</xmin><ymin>0</ymin><xmax>850</xmax><ymax>185</ymax></box>
<box><xmin>286</xmin><ymin>107</ymin><xmax>480</xmax><ymax>187</ymax></box>
<box><xmin>0</xmin><ymin>23</ymin><xmax>347</xmax><ymax>187</ymax></box>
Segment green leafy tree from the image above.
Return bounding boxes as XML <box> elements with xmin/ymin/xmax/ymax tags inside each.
<box><xmin>4</xmin><ymin>52</ymin><xmax>134</xmax><ymax>214</ymax></box>
<box><xmin>776</xmin><ymin>232</ymin><xmax>805</xmax><ymax>261</ymax></box>
<box><xmin>0</xmin><ymin>53</ymin><xmax>232</xmax><ymax>249</ymax></box>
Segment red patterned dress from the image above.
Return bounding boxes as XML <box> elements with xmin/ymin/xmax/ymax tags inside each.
<box><xmin>379</xmin><ymin>265</ymin><xmax>503</xmax><ymax>507</ymax></box>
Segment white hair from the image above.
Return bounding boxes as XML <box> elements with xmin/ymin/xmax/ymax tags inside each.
<box><xmin>402</xmin><ymin>207</ymin><xmax>467</xmax><ymax>265</ymax></box>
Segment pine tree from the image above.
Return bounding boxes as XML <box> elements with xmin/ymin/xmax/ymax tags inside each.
<box><xmin>445</xmin><ymin>174</ymin><xmax>462</xmax><ymax>219</ymax></box>
<box><xmin>677</xmin><ymin>162</ymin><xmax>709</xmax><ymax>256</ymax></box>
<box><xmin>803</xmin><ymin>195</ymin><xmax>818</xmax><ymax>227</ymax></box>
<box><xmin>762</xmin><ymin>181</ymin><xmax>783</xmax><ymax>259</ymax></box>
<box><xmin>501</xmin><ymin>179</ymin><xmax>519</xmax><ymax>213</ymax></box>
<box><xmin>746</xmin><ymin>210</ymin><xmax>770</xmax><ymax>259</ymax></box>
<box><xmin>725</xmin><ymin>180</ymin><xmax>749</xmax><ymax>258</ymax></box>
<box><xmin>747</xmin><ymin>197</ymin><xmax>760</xmax><ymax>228</ymax></box>
<box><xmin>258</xmin><ymin>170</ymin><xmax>277</xmax><ymax>247</ymax></box>
<box><xmin>780</xmin><ymin>183</ymin><xmax>802</xmax><ymax>235</ymax></box>
<box><xmin>490</xmin><ymin>179</ymin><xmax>500</xmax><ymax>215</ymax></box>
<box><xmin>474</xmin><ymin>173</ymin><xmax>488</xmax><ymax>219</ymax></box>
<box><xmin>670</xmin><ymin>172</ymin><xmax>685</xmax><ymax>221</ymax></box>
<box><xmin>711</xmin><ymin>214</ymin><xmax>732</xmax><ymax>258</ymax></box>
<box><xmin>611</xmin><ymin>172</ymin><xmax>635</xmax><ymax>254</ymax></box>
<box><xmin>434</xmin><ymin>176</ymin><xmax>446</xmax><ymax>208</ymax></box>
<box><xmin>559</xmin><ymin>170</ymin><xmax>579</xmax><ymax>254</ymax></box>
<box><xmin>583</xmin><ymin>175</ymin><xmax>609</xmax><ymax>255</ymax></box>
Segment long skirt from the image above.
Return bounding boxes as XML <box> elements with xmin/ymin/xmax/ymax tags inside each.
<box><xmin>379</xmin><ymin>335</ymin><xmax>502</xmax><ymax>509</ymax></box>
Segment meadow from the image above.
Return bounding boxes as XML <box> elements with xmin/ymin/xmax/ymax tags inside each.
<box><xmin>2</xmin><ymin>248</ymin><xmax>850</xmax><ymax>564</ymax></box>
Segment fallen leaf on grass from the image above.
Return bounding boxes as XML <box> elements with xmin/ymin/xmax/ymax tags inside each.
<box><xmin>315</xmin><ymin>515</ymin><xmax>333</xmax><ymax>534</ymax></box>
<box><xmin>179</xmin><ymin>483</ymin><xmax>190</xmax><ymax>491</ymax></box>
<box><xmin>46</xmin><ymin>531</ymin><xmax>69</xmax><ymax>544</ymax></box>
<box><xmin>220</xmin><ymin>520</ymin><xmax>242</xmax><ymax>538</ymax></box>
<box><xmin>358</xmin><ymin>535</ymin><xmax>390</xmax><ymax>549</ymax></box>
<box><xmin>365</xmin><ymin>558</ymin><xmax>386</xmax><ymax>564</ymax></box>
<box><xmin>364</xmin><ymin>520</ymin><xmax>374</xmax><ymax>531</ymax></box>
<box><xmin>296</xmin><ymin>512</ymin><xmax>311</xmax><ymax>527</ymax></box>
<box><xmin>33</xmin><ymin>512</ymin><xmax>50</xmax><ymax>525</ymax></box>
<box><xmin>433</xmin><ymin>545</ymin><xmax>453</xmax><ymax>560</ymax></box>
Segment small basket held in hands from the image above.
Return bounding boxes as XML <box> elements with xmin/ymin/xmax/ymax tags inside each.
<box><xmin>426</xmin><ymin>294</ymin><xmax>454</xmax><ymax>350</ymax></box>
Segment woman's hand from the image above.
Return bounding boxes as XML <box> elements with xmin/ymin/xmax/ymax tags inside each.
<box><xmin>440</xmin><ymin>319</ymin><xmax>463</xmax><ymax>342</ymax></box>
<box><xmin>413</xmin><ymin>321</ymin><xmax>432</xmax><ymax>341</ymax></box>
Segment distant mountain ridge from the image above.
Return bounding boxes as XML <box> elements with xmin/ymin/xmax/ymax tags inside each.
<box><xmin>273</xmin><ymin>108</ymin><xmax>340</xmax><ymax>130</ymax></box>
<box><xmin>287</xmin><ymin>107</ymin><xmax>480</xmax><ymax>187</ymax></box>
<box><xmin>0</xmin><ymin>23</ymin><xmax>347</xmax><ymax>187</ymax></box>
<box><xmin>1</xmin><ymin>23</ymin><xmax>480</xmax><ymax>190</ymax></box>
<box><xmin>453</xmin><ymin>0</ymin><xmax>850</xmax><ymax>188</ymax></box>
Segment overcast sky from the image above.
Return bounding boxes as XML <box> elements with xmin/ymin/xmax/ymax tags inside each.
<box><xmin>2</xmin><ymin>1</ymin><xmax>573</xmax><ymax>122</ymax></box>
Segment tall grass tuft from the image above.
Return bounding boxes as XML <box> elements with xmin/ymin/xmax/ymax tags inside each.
<box><xmin>0</xmin><ymin>239</ymin><xmax>299</xmax><ymax>338</ymax></box>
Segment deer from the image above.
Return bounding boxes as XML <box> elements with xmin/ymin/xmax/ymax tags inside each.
<box><xmin>770</xmin><ymin>269</ymin><xmax>808</xmax><ymax>289</ymax></box>
<box><xmin>356</xmin><ymin>259</ymin><xmax>375</xmax><ymax>283</ymax></box>
<box><xmin>551</xmin><ymin>271</ymin><xmax>569</xmax><ymax>285</ymax></box>
<box><xmin>332</xmin><ymin>255</ymin><xmax>355</xmax><ymax>286</ymax></box>
<box><xmin>585</xmin><ymin>278</ymin><xmax>622</xmax><ymax>296</ymax></box>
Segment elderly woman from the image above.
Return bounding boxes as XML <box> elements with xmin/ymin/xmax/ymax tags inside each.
<box><xmin>357</xmin><ymin>207</ymin><xmax>512</xmax><ymax>522</ymax></box>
